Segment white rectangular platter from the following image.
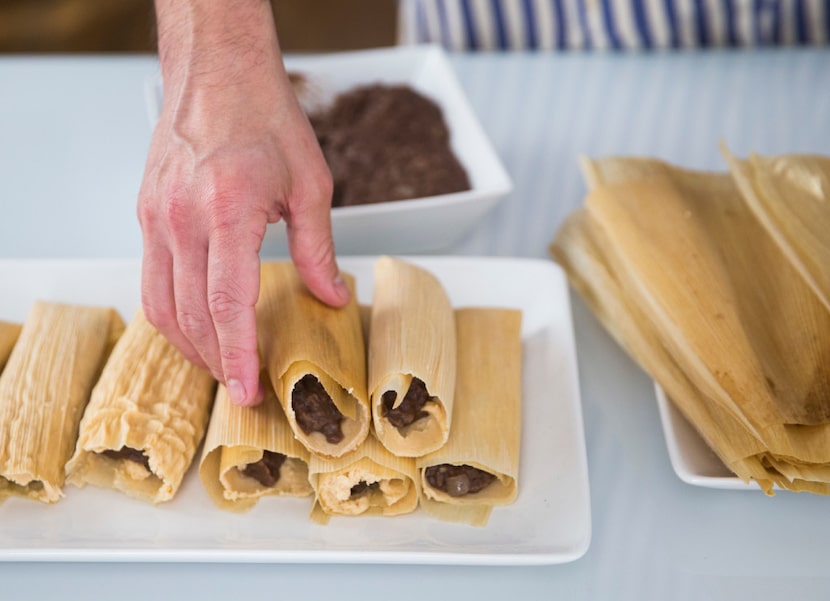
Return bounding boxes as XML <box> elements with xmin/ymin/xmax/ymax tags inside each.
<box><xmin>0</xmin><ymin>256</ymin><xmax>590</xmax><ymax>565</ymax></box>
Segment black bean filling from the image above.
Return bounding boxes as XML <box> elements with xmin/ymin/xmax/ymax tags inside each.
<box><xmin>241</xmin><ymin>450</ymin><xmax>287</xmax><ymax>487</ymax></box>
<box><xmin>292</xmin><ymin>374</ymin><xmax>345</xmax><ymax>444</ymax></box>
<box><xmin>350</xmin><ymin>480</ymin><xmax>380</xmax><ymax>498</ymax></box>
<box><xmin>382</xmin><ymin>377</ymin><xmax>430</xmax><ymax>429</ymax></box>
<box><xmin>102</xmin><ymin>446</ymin><xmax>151</xmax><ymax>471</ymax></box>
<box><xmin>425</xmin><ymin>464</ymin><xmax>496</xmax><ymax>497</ymax></box>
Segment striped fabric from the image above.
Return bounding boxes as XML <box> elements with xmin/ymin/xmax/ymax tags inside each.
<box><xmin>398</xmin><ymin>0</ymin><xmax>830</xmax><ymax>49</ymax></box>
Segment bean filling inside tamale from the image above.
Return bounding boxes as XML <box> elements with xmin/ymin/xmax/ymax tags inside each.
<box><xmin>350</xmin><ymin>480</ymin><xmax>380</xmax><ymax>498</ymax></box>
<box><xmin>101</xmin><ymin>447</ymin><xmax>151</xmax><ymax>471</ymax></box>
<box><xmin>240</xmin><ymin>450</ymin><xmax>287</xmax><ymax>487</ymax></box>
<box><xmin>291</xmin><ymin>374</ymin><xmax>345</xmax><ymax>444</ymax></box>
<box><xmin>382</xmin><ymin>377</ymin><xmax>431</xmax><ymax>430</ymax></box>
<box><xmin>425</xmin><ymin>464</ymin><xmax>497</xmax><ymax>497</ymax></box>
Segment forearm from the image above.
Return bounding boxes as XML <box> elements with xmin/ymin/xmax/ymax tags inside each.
<box><xmin>154</xmin><ymin>0</ymin><xmax>285</xmax><ymax>107</ymax></box>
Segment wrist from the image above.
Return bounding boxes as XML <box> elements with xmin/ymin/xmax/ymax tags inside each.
<box><xmin>155</xmin><ymin>0</ymin><xmax>282</xmax><ymax>91</ymax></box>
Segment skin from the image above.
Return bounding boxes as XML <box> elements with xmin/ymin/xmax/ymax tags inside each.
<box><xmin>138</xmin><ymin>0</ymin><xmax>350</xmax><ymax>406</ymax></box>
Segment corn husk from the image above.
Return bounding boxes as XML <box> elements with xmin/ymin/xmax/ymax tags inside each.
<box><xmin>552</xmin><ymin>209</ymin><xmax>776</xmax><ymax>491</ymax></box>
<box><xmin>417</xmin><ymin>308</ymin><xmax>523</xmax><ymax>527</ymax></box>
<box><xmin>0</xmin><ymin>301</ymin><xmax>124</xmax><ymax>503</ymax></box>
<box><xmin>551</xmin><ymin>156</ymin><xmax>830</xmax><ymax>494</ymax></box>
<box><xmin>309</xmin><ymin>432</ymin><xmax>418</xmax><ymax>523</ymax></box>
<box><xmin>65</xmin><ymin>309</ymin><xmax>216</xmax><ymax>504</ymax></box>
<box><xmin>369</xmin><ymin>256</ymin><xmax>456</xmax><ymax>457</ymax></box>
<box><xmin>723</xmin><ymin>148</ymin><xmax>830</xmax><ymax>312</ymax></box>
<box><xmin>199</xmin><ymin>383</ymin><xmax>312</xmax><ymax>513</ymax></box>
<box><xmin>257</xmin><ymin>262</ymin><xmax>369</xmax><ymax>458</ymax></box>
<box><xmin>0</xmin><ymin>320</ymin><xmax>21</xmax><ymax>371</ymax></box>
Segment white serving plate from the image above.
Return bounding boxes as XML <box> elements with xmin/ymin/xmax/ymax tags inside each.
<box><xmin>654</xmin><ymin>383</ymin><xmax>767</xmax><ymax>491</ymax></box>
<box><xmin>144</xmin><ymin>45</ymin><xmax>513</xmax><ymax>256</ymax></box>
<box><xmin>0</xmin><ymin>257</ymin><xmax>590</xmax><ymax>565</ymax></box>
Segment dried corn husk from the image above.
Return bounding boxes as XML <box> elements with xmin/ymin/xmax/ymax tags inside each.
<box><xmin>369</xmin><ymin>256</ymin><xmax>456</xmax><ymax>457</ymax></box>
<box><xmin>199</xmin><ymin>383</ymin><xmax>312</xmax><ymax>513</ymax></box>
<box><xmin>551</xmin><ymin>209</ymin><xmax>777</xmax><ymax>491</ymax></box>
<box><xmin>551</xmin><ymin>156</ymin><xmax>830</xmax><ymax>494</ymax></box>
<box><xmin>0</xmin><ymin>301</ymin><xmax>124</xmax><ymax>503</ymax></box>
<box><xmin>309</xmin><ymin>432</ymin><xmax>418</xmax><ymax>523</ymax></box>
<box><xmin>258</xmin><ymin>262</ymin><xmax>369</xmax><ymax>458</ymax></box>
<box><xmin>65</xmin><ymin>309</ymin><xmax>216</xmax><ymax>503</ymax></box>
<box><xmin>417</xmin><ymin>308</ymin><xmax>523</xmax><ymax>527</ymax></box>
<box><xmin>723</xmin><ymin>148</ymin><xmax>830</xmax><ymax>312</ymax></box>
<box><xmin>583</xmin><ymin>158</ymin><xmax>830</xmax><ymax>432</ymax></box>
<box><xmin>0</xmin><ymin>320</ymin><xmax>21</xmax><ymax>371</ymax></box>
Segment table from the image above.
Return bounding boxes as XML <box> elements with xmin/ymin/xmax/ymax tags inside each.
<box><xmin>1</xmin><ymin>48</ymin><xmax>829</xmax><ymax>600</ymax></box>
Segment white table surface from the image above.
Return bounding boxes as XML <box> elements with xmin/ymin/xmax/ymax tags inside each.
<box><xmin>1</xmin><ymin>48</ymin><xmax>829</xmax><ymax>600</ymax></box>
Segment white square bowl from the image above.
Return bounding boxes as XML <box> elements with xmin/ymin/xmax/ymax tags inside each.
<box><xmin>144</xmin><ymin>45</ymin><xmax>512</xmax><ymax>256</ymax></box>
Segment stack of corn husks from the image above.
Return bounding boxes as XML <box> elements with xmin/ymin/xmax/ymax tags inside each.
<box><xmin>551</xmin><ymin>148</ymin><xmax>830</xmax><ymax>495</ymax></box>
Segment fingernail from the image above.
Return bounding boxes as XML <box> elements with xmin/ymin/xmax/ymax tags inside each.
<box><xmin>227</xmin><ymin>378</ymin><xmax>248</xmax><ymax>406</ymax></box>
<box><xmin>333</xmin><ymin>273</ymin><xmax>350</xmax><ymax>302</ymax></box>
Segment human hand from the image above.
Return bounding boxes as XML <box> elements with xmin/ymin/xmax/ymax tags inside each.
<box><xmin>138</xmin><ymin>0</ymin><xmax>349</xmax><ymax>406</ymax></box>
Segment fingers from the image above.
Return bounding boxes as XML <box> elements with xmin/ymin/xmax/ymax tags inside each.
<box><xmin>285</xmin><ymin>182</ymin><xmax>351</xmax><ymax>308</ymax></box>
<box><xmin>207</xmin><ymin>223</ymin><xmax>264</xmax><ymax>408</ymax></box>
<box><xmin>139</xmin><ymin>198</ymin><xmax>208</xmax><ymax>372</ymax></box>
<box><xmin>171</xmin><ymin>238</ymin><xmax>223</xmax><ymax>380</ymax></box>
<box><xmin>140</xmin><ymin>180</ymin><xmax>262</xmax><ymax>408</ymax></box>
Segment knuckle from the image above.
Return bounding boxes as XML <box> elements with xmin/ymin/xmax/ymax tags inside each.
<box><xmin>176</xmin><ymin>309</ymin><xmax>211</xmax><ymax>342</ymax></box>
<box><xmin>141</xmin><ymin>298</ymin><xmax>174</xmax><ymax>333</ymax></box>
<box><xmin>310</xmin><ymin>167</ymin><xmax>333</xmax><ymax>204</ymax></box>
<box><xmin>295</xmin><ymin>238</ymin><xmax>336</xmax><ymax>274</ymax></box>
<box><xmin>163</xmin><ymin>190</ymin><xmax>193</xmax><ymax>236</ymax></box>
<box><xmin>203</xmin><ymin>187</ymin><xmax>248</xmax><ymax>232</ymax></box>
<box><xmin>207</xmin><ymin>289</ymin><xmax>245</xmax><ymax>326</ymax></box>
<box><xmin>218</xmin><ymin>342</ymin><xmax>247</xmax><ymax>364</ymax></box>
<box><xmin>290</xmin><ymin>216</ymin><xmax>336</xmax><ymax>268</ymax></box>
<box><xmin>293</xmin><ymin>168</ymin><xmax>333</xmax><ymax>211</ymax></box>
<box><xmin>136</xmin><ymin>195</ymin><xmax>156</xmax><ymax>231</ymax></box>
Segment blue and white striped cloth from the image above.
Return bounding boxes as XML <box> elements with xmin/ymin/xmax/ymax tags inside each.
<box><xmin>398</xmin><ymin>0</ymin><xmax>830</xmax><ymax>49</ymax></box>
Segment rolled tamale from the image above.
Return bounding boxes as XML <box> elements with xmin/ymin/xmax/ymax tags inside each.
<box><xmin>309</xmin><ymin>432</ymin><xmax>418</xmax><ymax>523</ymax></box>
<box><xmin>258</xmin><ymin>262</ymin><xmax>369</xmax><ymax>458</ymax></box>
<box><xmin>0</xmin><ymin>320</ymin><xmax>24</xmax><ymax>500</ymax></box>
<box><xmin>65</xmin><ymin>309</ymin><xmax>215</xmax><ymax>504</ymax></box>
<box><xmin>0</xmin><ymin>320</ymin><xmax>21</xmax><ymax>371</ymax></box>
<box><xmin>0</xmin><ymin>301</ymin><xmax>124</xmax><ymax>503</ymax></box>
<box><xmin>369</xmin><ymin>256</ymin><xmax>456</xmax><ymax>457</ymax></box>
<box><xmin>199</xmin><ymin>383</ymin><xmax>312</xmax><ymax>512</ymax></box>
<box><xmin>417</xmin><ymin>308</ymin><xmax>523</xmax><ymax>526</ymax></box>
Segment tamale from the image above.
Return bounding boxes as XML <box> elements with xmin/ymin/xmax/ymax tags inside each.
<box><xmin>724</xmin><ymin>148</ymin><xmax>830</xmax><ymax>312</ymax></box>
<box><xmin>258</xmin><ymin>262</ymin><xmax>369</xmax><ymax>458</ymax></box>
<box><xmin>0</xmin><ymin>301</ymin><xmax>124</xmax><ymax>503</ymax></box>
<box><xmin>0</xmin><ymin>320</ymin><xmax>21</xmax><ymax>371</ymax></box>
<box><xmin>309</xmin><ymin>432</ymin><xmax>418</xmax><ymax>523</ymax></box>
<box><xmin>417</xmin><ymin>308</ymin><xmax>522</xmax><ymax>527</ymax></box>
<box><xmin>199</xmin><ymin>383</ymin><xmax>312</xmax><ymax>512</ymax></box>
<box><xmin>65</xmin><ymin>309</ymin><xmax>215</xmax><ymax>504</ymax></box>
<box><xmin>369</xmin><ymin>256</ymin><xmax>456</xmax><ymax>457</ymax></box>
